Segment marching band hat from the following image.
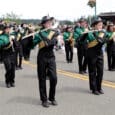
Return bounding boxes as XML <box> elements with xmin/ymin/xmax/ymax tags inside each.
<box><xmin>66</xmin><ymin>25</ymin><xmax>72</xmax><ymax>29</ymax></box>
<box><xmin>79</xmin><ymin>17</ymin><xmax>87</xmax><ymax>23</ymax></box>
<box><xmin>91</xmin><ymin>17</ymin><xmax>103</xmax><ymax>26</ymax></box>
<box><xmin>41</xmin><ymin>16</ymin><xmax>54</xmax><ymax>24</ymax></box>
<box><xmin>0</xmin><ymin>24</ymin><xmax>5</xmax><ymax>30</ymax></box>
<box><xmin>108</xmin><ymin>22</ymin><xmax>114</xmax><ymax>26</ymax></box>
<box><xmin>0</xmin><ymin>24</ymin><xmax>10</xmax><ymax>33</ymax></box>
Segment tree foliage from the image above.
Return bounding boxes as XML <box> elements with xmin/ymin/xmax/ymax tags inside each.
<box><xmin>1</xmin><ymin>12</ymin><xmax>21</xmax><ymax>24</ymax></box>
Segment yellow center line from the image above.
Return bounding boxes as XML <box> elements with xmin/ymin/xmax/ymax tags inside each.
<box><xmin>58</xmin><ymin>69</ymin><xmax>115</xmax><ymax>86</ymax></box>
<box><xmin>23</xmin><ymin>60</ymin><xmax>115</xmax><ymax>89</ymax></box>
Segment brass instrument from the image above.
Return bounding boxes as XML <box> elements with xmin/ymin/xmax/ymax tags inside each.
<box><xmin>68</xmin><ymin>32</ymin><xmax>74</xmax><ymax>47</ymax></box>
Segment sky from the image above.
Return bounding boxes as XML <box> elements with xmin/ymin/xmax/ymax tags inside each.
<box><xmin>0</xmin><ymin>0</ymin><xmax>115</xmax><ymax>21</ymax></box>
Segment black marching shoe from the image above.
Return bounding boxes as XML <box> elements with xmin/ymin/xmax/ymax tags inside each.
<box><xmin>42</xmin><ymin>101</ymin><xmax>49</xmax><ymax>108</ymax></box>
<box><xmin>10</xmin><ymin>83</ymin><xmax>15</xmax><ymax>87</ymax></box>
<box><xmin>50</xmin><ymin>100</ymin><xmax>58</xmax><ymax>106</ymax></box>
<box><xmin>111</xmin><ymin>68</ymin><xmax>115</xmax><ymax>71</ymax></box>
<box><xmin>83</xmin><ymin>71</ymin><xmax>87</xmax><ymax>74</ymax></box>
<box><xmin>15</xmin><ymin>66</ymin><xmax>19</xmax><ymax>70</ymax></box>
<box><xmin>98</xmin><ymin>90</ymin><xmax>104</xmax><ymax>94</ymax></box>
<box><xmin>79</xmin><ymin>71</ymin><xmax>84</xmax><ymax>74</ymax></box>
<box><xmin>69</xmin><ymin>60</ymin><xmax>73</xmax><ymax>63</ymax></box>
<box><xmin>17</xmin><ymin>66</ymin><xmax>23</xmax><ymax>70</ymax></box>
<box><xmin>108</xmin><ymin>68</ymin><xmax>115</xmax><ymax>71</ymax></box>
<box><xmin>92</xmin><ymin>90</ymin><xmax>100</xmax><ymax>95</ymax></box>
<box><xmin>6</xmin><ymin>83</ymin><xmax>11</xmax><ymax>88</ymax></box>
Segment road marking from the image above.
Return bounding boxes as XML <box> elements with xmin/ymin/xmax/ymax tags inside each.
<box><xmin>23</xmin><ymin>60</ymin><xmax>115</xmax><ymax>89</ymax></box>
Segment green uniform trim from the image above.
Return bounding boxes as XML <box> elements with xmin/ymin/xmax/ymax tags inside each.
<box><xmin>74</xmin><ymin>27</ymin><xmax>85</xmax><ymax>40</ymax></box>
<box><xmin>106</xmin><ymin>31</ymin><xmax>115</xmax><ymax>40</ymax></box>
<box><xmin>63</xmin><ymin>32</ymin><xmax>71</xmax><ymax>41</ymax></box>
<box><xmin>32</xmin><ymin>29</ymin><xmax>55</xmax><ymax>49</ymax></box>
<box><xmin>87</xmin><ymin>31</ymin><xmax>107</xmax><ymax>48</ymax></box>
<box><xmin>0</xmin><ymin>34</ymin><xmax>10</xmax><ymax>49</ymax></box>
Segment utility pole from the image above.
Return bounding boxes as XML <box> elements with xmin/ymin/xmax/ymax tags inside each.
<box><xmin>88</xmin><ymin>0</ymin><xmax>97</xmax><ymax>17</ymax></box>
<box><xmin>94</xmin><ymin>0</ymin><xmax>97</xmax><ymax>17</ymax></box>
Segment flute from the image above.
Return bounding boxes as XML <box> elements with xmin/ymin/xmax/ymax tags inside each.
<box><xmin>22</xmin><ymin>21</ymin><xmax>59</xmax><ymax>40</ymax></box>
<box><xmin>82</xmin><ymin>29</ymin><xmax>105</xmax><ymax>34</ymax></box>
<box><xmin>22</xmin><ymin>29</ymin><xmax>47</xmax><ymax>40</ymax></box>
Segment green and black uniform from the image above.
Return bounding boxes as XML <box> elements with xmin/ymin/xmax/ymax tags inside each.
<box><xmin>11</xmin><ymin>31</ymin><xmax>23</xmax><ymax>69</ymax></box>
<box><xmin>20</xmin><ymin>27</ymin><xmax>31</xmax><ymax>60</ymax></box>
<box><xmin>63</xmin><ymin>31</ymin><xmax>74</xmax><ymax>63</ymax></box>
<box><xmin>86</xmin><ymin>31</ymin><xmax>107</xmax><ymax>92</ymax></box>
<box><xmin>74</xmin><ymin>26</ymin><xmax>88</xmax><ymax>73</ymax></box>
<box><xmin>0</xmin><ymin>33</ymin><xmax>16</xmax><ymax>86</ymax></box>
<box><xmin>32</xmin><ymin>28</ymin><xmax>58</xmax><ymax>102</ymax></box>
<box><xmin>106</xmin><ymin>31</ymin><xmax>115</xmax><ymax>70</ymax></box>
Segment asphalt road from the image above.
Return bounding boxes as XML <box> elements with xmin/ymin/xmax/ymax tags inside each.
<box><xmin>0</xmin><ymin>48</ymin><xmax>115</xmax><ymax>115</ymax></box>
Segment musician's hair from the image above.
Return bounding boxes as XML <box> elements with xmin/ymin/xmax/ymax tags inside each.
<box><xmin>107</xmin><ymin>24</ymin><xmax>114</xmax><ymax>32</ymax></box>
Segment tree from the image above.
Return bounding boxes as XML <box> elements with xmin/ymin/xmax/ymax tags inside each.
<box><xmin>1</xmin><ymin>12</ymin><xmax>21</xmax><ymax>24</ymax></box>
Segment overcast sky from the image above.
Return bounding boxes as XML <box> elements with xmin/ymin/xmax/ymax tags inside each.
<box><xmin>0</xmin><ymin>0</ymin><xmax>115</xmax><ymax>20</ymax></box>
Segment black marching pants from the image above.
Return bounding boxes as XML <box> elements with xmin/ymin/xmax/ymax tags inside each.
<box><xmin>77</xmin><ymin>45</ymin><xmax>87</xmax><ymax>72</ymax></box>
<box><xmin>87</xmin><ymin>48</ymin><xmax>104</xmax><ymax>91</ymax></box>
<box><xmin>65</xmin><ymin>44</ymin><xmax>73</xmax><ymax>62</ymax></box>
<box><xmin>107</xmin><ymin>46</ymin><xmax>115</xmax><ymax>70</ymax></box>
<box><xmin>15</xmin><ymin>46</ymin><xmax>23</xmax><ymax>68</ymax></box>
<box><xmin>37</xmin><ymin>53</ymin><xmax>57</xmax><ymax>102</ymax></box>
<box><xmin>3</xmin><ymin>54</ymin><xmax>15</xmax><ymax>84</ymax></box>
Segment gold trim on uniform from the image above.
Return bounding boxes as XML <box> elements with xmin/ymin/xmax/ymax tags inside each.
<box><xmin>39</xmin><ymin>41</ymin><xmax>46</xmax><ymax>49</ymax></box>
<box><xmin>98</xmin><ymin>32</ymin><xmax>105</xmax><ymax>38</ymax></box>
<box><xmin>110</xmin><ymin>32</ymin><xmax>115</xmax><ymax>40</ymax></box>
<box><xmin>47</xmin><ymin>31</ymin><xmax>55</xmax><ymax>40</ymax></box>
<box><xmin>39</xmin><ymin>30</ymin><xmax>56</xmax><ymax>49</ymax></box>
<box><xmin>0</xmin><ymin>30</ymin><xmax>3</xmax><ymax>35</ymax></box>
<box><xmin>17</xmin><ymin>33</ymin><xmax>21</xmax><ymax>41</ymax></box>
<box><xmin>88</xmin><ymin>39</ymin><xmax>98</xmax><ymax>48</ymax></box>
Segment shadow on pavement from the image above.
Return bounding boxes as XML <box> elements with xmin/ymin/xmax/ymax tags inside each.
<box><xmin>57</xmin><ymin>86</ymin><xmax>90</xmax><ymax>94</ymax></box>
<box><xmin>0</xmin><ymin>81</ymin><xmax>5</xmax><ymax>87</ymax></box>
<box><xmin>7</xmin><ymin>96</ymin><xmax>41</xmax><ymax>106</ymax></box>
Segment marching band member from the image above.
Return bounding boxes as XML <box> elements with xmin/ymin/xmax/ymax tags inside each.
<box><xmin>106</xmin><ymin>23</ymin><xmax>115</xmax><ymax>71</ymax></box>
<box><xmin>86</xmin><ymin>17</ymin><xmax>107</xmax><ymax>95</ymax></box>
<box><xmin>31</xmin><ymin>16</ymin><xmax>58</xmax><ymax>108</ymax></box>
<box><xmin>10</xmin><ymin>27</ymin><xmax>23</xmax><ymax>70</ymax></box>
<box><xmin>74</xmin><ymin>18</ymin><xmax>88</xmax><ymax>74</ymax></box>
<box><xmin>0</xmin><ymin>24</ymin><xmax>16</xmax><ymax>88</ymax></box>
<box><xmin>63</xmin><ymin>26</ymin><xmax>74</xmax><ymax>63</ymax></box>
